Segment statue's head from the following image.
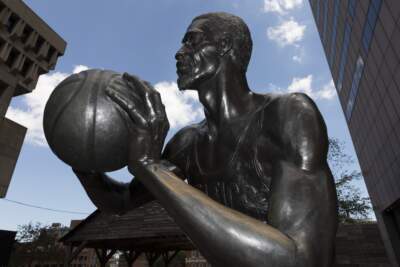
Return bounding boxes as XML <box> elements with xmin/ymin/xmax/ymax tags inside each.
<box><xmin>175</xmin><ymin>12</ymin><xmax>252</xmax><ymax>90</ymax></box>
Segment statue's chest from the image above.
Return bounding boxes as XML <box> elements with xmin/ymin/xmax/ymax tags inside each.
<box><xmin>187</xmin><ymin>126</ymin><xmax>279</xmax><ymax>221</ymax></box>
<box><xmin>191</xmin><ymin>131</ymin><xmax>274</xmax><ymax>181</ymax></box>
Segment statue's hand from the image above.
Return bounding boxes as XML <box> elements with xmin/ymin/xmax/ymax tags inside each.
<box><xmin>106</xmin><ymin>72</ymin><xmax>169</xmax><ymax>175</ymax></box>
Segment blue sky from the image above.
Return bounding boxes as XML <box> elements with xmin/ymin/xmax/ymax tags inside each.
<box><xmin>1</xmin><ymin>0</ymin><xmax>369</xmax><ymax>230</ymax></box>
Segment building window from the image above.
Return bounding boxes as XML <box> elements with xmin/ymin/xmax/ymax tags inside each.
<box><xmin>46</xmin><ymin>46</ymin><xmax>56</xmax><ymax>61</ymax></box>
<box><xmin>316</xmin><ymin>0</ymin><xmax>320</xmax><ymax>22</ymax></box>
<box><xmin>346</xmin><ymin>55</ymin><xmax>364</xmax><ymax>121</ymax></box>
<box><xmin>322</xmin><ymin>0</ymin><xmax>329</xmax><ymax>44</ymax></box>
<box><xmin>6</xmin><ymin>13</ymin><xmax>19</xmax><ymax>34</ymax></box>
<box><xmin>21</xmin><ymin>24</ymin><xmax>33</xmax><ymax>43</ymax></box>
<box><xmin>5</xmin><ymin>47</ymin><xmax>19</xmax><ymax>68</ymax></box>
<box><xmin>21</xmin><ymin>57</ymin><xmax>33</xmax><ymax>77</ymax></box>
<box><xmin>329</xmin><ymin>0</ymin><xmax>340</xmax><ymax>66</ymax></box>
<box><xmin>362</xmin><ymin>0</ymin><xmax>382</xmax><ymax>53</ymax></box>
<box><xmin>35</xmin><ymin>36</ymin><xmax>45</xmax><ymax>54</ymax></box>
<box><xmin>337</xmin><ymin>22</ymin><xmax>351</xmax><ymax>92</ymax></box>
<box><xmin>348</xmin><ymin>0</ymin><xmax>356</xmax><ymax>19</ymax></box>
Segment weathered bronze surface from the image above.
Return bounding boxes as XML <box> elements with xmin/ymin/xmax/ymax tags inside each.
<box><xmin>43</xmin><ymin>70</ymin><xmax>138</xmax><ymax>172</ymax></box>
<box><xmin>73</xmin><ymin>12</ymin><xmax>338</xmax><ymax>267</ymax></box>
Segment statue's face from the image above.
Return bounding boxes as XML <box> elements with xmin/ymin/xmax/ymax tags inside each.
<box><xmin>175</xmin><ymin>19</ymin><xmax>220</xmax><ymax>90</ymax></box>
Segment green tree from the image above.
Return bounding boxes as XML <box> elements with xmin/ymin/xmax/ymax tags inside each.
<box><xmin>9</xmin><ymin>222</ymin><xmax>68</xmax><ymax>267</ymax></box>
<box><xmin>328</xmin><ymin>138</ymin><xmax>373</xmax><ymax>223</ymax></box>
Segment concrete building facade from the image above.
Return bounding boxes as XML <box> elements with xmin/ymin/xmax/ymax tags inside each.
<box><xmin>0</xmin><ymin>0</ymin><xmax>66</xmax><ymax>197</ymax></box>
<box><xmin>309</xmin><ymin>0</ymin><xmax>400</xmax><ymax>266</ymax></box>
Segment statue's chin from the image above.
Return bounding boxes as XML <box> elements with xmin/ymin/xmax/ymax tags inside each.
<box><xmin>177</xmin><ymin>76</ymin><xmax>196</xmax><ymax>91</ymax></box>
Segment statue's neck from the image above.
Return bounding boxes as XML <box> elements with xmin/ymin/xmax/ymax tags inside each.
<box><xmin>197</xmin><ymin>68</ymin><xmax>255</xmax><ymax>137</ymax></box>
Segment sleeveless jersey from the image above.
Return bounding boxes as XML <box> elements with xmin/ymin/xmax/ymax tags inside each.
<box><xmin>181</xmin><ymin>97</ymin><xmax>273</xmax><ymax>222</ymax></box>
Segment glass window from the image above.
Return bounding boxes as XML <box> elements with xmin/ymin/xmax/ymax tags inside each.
<box><xmin>322</xmin><ymin>0</ymin><xmax>329</xmax><ymax>44</ymax></box>
<box><xmin>329</xmin><ymin>0</ymin><xmax>340</xmax><ymax>66</ymax></box>
<box><xmin>337</xmin><ymin>22</ymin><xmax>351</xmax><ymax>92</ymax></box>
<box><xmin>348</xmin><ymin>0</ymin><xmax>356</xmax><ymax>19</ymax></box>
<box><xmin>362</xmin><ymin>0</ymin><xmax>382</xmax><ymax>53</ymax></box>
<box><xmin>371</xmin><ymin>0</ymin><xmax>383</xmax><ymax>12</ymax></box>
<box><xmin>367</xmin><ymin>4</ymin><xmax>378</xmax><ymax>25</ymax></box>
<box><xmin>346</xmin><ymin>56</ymin><xmax>364</xmax><ymax>121</ymax></box>
<box><xmin>362</xmin><ymin>23</ymin><xmax>373</xmax><ymax>51</ymax></box>
<box><xmin>316</xmin><ymin>0</ymin><xmax>320</xmax><ymax>22</ymax></box>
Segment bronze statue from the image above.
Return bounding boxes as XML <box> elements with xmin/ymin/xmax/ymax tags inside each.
<box><xmin>74</xmin><ymin>12</ymin><xmax>338</xmax><ymax>267</ymax></box>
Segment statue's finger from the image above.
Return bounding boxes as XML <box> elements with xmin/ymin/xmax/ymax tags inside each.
<box><xmin>136</xmin><ymin>80</ymin><xmax>165</xmax><ymax>121</ymax></box>
<box><xmin>152</xmin><ymin>91</ymin><xmax>167</xmax><ymax>119</ymax></box>
<box><xmin>140</xmin><ymin>79</ymin><xmax>161</xmax><ymax>100</ymax></box>
<box><xmin>122</xmin><ymin>72</ymin><xmax>141</xmax><ymax>87</ymax></box>
<box><xmin>122</xmin><ymin>73</ymin><xmax>147</xmax><ymax>94</ymax></box>
<box><xmin>142</xmin><ymin>80</ymin><xmax>157</xmax><ymax>92</ymax></box>
<box><xmin>144</xmin><ymin>90</ymin><xmax>157</xmax><ymax>119</ymax></box>
<box><xmin>122</xmin><ymin>73</ymin><xmax>159</xmax><ymax>109</ymax></box>
<box><xmin>108</xmin><ymin>80</ymin><xmax>142</xmax><ymax>104</ymax></box>
<box><xmin>106</xmin><ymin>88</ymin><xmax>148</xmax><ymax>126</ymax></box>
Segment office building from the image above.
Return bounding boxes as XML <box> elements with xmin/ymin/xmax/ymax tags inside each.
<box><xmin>0</xmin><ymin>0</ymin><xmax>66</xmax><ymax>197</ymax></box>
<box><xmin>309</xmin><ymin>0</ymin><xmax>400</xmax><ymax>266</ymax></box>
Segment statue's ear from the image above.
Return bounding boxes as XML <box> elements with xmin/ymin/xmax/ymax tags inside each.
<box><xmin>218</xmin><ymin>33</ymin><xmax>233</xmax><ymax>57</ymax></box>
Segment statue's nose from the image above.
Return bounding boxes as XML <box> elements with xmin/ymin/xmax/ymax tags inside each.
<box><xmin>175</xmin><ymin>46</ymin><xmax>186</xmax><ymax>61</ymax></box>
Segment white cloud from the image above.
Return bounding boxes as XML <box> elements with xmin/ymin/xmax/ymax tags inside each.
<box><xmin>263</xmin><ymin>0</ymin><xmax>303</xmax><ymax>14</ymax></box>
<box><xmin>287</xmin><ymin>75</ymin><xmax>313</xmax><ymax>95</ymax></box>
<box><xmin>267</xmin><ymin>18</ymin><xmax>306</xmax><ymax>47</ymax></box>
<box><xmin>6</xmin><ymin>72</ymin><xmax>69</xmax><ymax>146</ymax></box>
<box><xmin>154</xmin><ymin>81</ymin><xmax>203</xmax><ymax>128</ymax></box>
<box><xmin>72</xmin><ymin>65</ymin><xmax>89</xmax><ymax>74</ymax></box>
<box><xmin>292</xmin><ymin>47</ymin><xmax>305</xmax><ymax>63</ymax></box>
<box><xmin>314</xmin><ymin>79</ymin><xmax>336</xmax><ymax>100</ymax></box>
<box><xmin>287</xmin><ymin>75</ymin><xmax>336</xmax><ymax>100</ymax></box>
<box><xmin>270</xmin><ymin>75</ymin><xmax>336</xmax><ymax>101</ymax></box>
<box><xmin>292</xmin><ymin>55</ymin><xmax>302</xmax><ymax>62</ymax></box>
<box><xmin>6</xmin><ymin>65</ymin><xmax>88</xmax><ymax>146</ymax></box>
<box><xmin>6</xmin><ymin>66</ymin><xmax>203</xmax><ymax>147</ymax></box>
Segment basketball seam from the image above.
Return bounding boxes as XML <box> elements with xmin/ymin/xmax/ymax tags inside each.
<box><xmin>108</xmin><ymin>74</ymin><xmax>132</xmax><ymax>135</ymax></box>
<box><xmin>87</xmin><ymin>70</ymin><xmax>102</xmax><ymax>170</ymax></box>
<box><xmin>113</xmin><ymin>100</ymin><xmax>131</xmax><ymax>162</ymax></box>
<box><xmin>48</xmin><ymin>71</ymin><xmax>89</xmax><ymax>150</ymax></box>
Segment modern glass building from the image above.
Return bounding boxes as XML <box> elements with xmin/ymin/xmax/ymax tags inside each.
<box><xmin>309</xmin><ymin>0</ymin><xmax>400</xmax><ymax>265</ymax></box>
<box><xmin>0</xmin><ymin>0</ymin><xmax>66</xmax><ymax>197</ymax></box>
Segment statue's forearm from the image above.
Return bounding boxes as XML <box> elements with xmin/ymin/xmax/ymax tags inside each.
<box><xmin>136</xmin><ymin>163</ymin><xmax>297</xmax><ymax>267</ymax></box>
<box><xmin>74</xmin><ymin>170</ymin><xmax>153</xmax><ymax>214</ymax></box>
<box><xmin>74</xmin><ymin>159</ymin><xmax>182</xmax><ymax>214</ymax></box>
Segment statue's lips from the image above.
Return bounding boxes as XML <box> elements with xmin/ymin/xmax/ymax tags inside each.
<box><xmin>176</xmin><ymin>61</ymin><xmax>190</xmax><ymax>75</ymax></box>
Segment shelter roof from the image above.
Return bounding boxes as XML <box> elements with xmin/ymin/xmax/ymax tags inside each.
<box><xmin>60</xmin><ymin>201</ymin><xmax>194</xmax><ymax>252</ymax></box>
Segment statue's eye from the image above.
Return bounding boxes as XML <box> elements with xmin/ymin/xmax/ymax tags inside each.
<box><xmin>183</xmin><ymin>37</ymin><xmax>193</xmax><ymax>48</ymax></box>
<box><xmin>186</xmin><ymin>40</ymin><xmax>193</xmax><ymax>47</ymax></box>
<box><xmin>191</xmin><ymin>35</ymin><xmax>203</xmax><ymax>47</ymax></box>
<box><xmin>183</xmin><ymin>33</ymin><xmax>204</xmax><ymax>49</ymax></box>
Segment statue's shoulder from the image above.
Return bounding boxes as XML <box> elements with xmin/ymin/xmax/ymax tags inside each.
<box><xmin>163</xmin><ymin>120</ymin><xmax>206</xmax><ymax>161</ymax></box>
<box><xmin>258</xmin><ymin>92</ymin><xmax>324</xmax><ymax>140</ymax></box>
<box><xmin>263</xmin><ymin>92</ymin><xmax>319</xmax><ymax>117</ymax></box>
<box><xmin>263</xmin><ymin>92</ymin><xmax>314</xmax><ymax>106</ymax></box>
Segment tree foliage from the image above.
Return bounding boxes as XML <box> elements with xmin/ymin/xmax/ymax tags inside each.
<box><xmin>328</xmin><ymin>138</ymin><xmax>373</xmax><ymax>223</ymax></box>
<box><xmin>9</xmin><ymin>222</ymin><xmax>68</xmax><ymax>267</ymax></box>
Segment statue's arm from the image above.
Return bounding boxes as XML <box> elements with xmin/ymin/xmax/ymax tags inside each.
<box><xmin>73</xmin><ymin>169</ymin><xmax>150</xmax><ymax>214</ymax></box>
<box><xmin>135</xmin><ymin>163</ymin><xmax>297</xmax><ymax>267</ymax></box>
<box><xmin>73</xmin><ymin>72</ymin><xmax>190</xmax><ymax>214</ymax></box>
<box><xmin>73</xmin><ymin>132</ymin><xmax>189</xmax><ymax>214</ymax></box>
<box><xmin>131</xmin><ymin>93</ymin><xmax>337</xmax><ymax>267</ymax></box>
<box><xmin>267</xmin><ymin>93</ymin><xmax>338</xmax><ymax>266</ymax></box>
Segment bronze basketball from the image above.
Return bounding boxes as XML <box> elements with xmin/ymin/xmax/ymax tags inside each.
<box><xmin>43</xmin><ymin>69</ymin><xmax>140</xmax><ymax>172</ymax></box>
